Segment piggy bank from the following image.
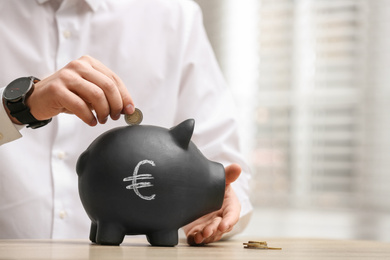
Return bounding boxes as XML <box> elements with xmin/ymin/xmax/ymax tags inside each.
<box><xmin>76</xmin><ymin>119</ymin><xmax>225</xmax><ymax>246</ymax></box>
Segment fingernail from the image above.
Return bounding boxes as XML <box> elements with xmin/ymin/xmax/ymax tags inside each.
<box><xmin>125</xmin><ymin>104</ymin><xmax>135</xmax><ymax>114</ymax></box>
<box><xmin>195</xmin><ymin>233</ymin><xmax>204</xmax><ymax>244</ymax></box>
<box><xmin>113</xmin><ymin>113</ymin><xmax>121</xmax><ymax>120</ymax></box>
<box><xmin>101</xmin><ymin>117</ymin><xmax>108</xmax><ymax>124</ymax></box>
<box><xmin>196</xmin><ymin>238</ymin><xmax>204</xmax><ymax>245</ymax></box>
<box><xmin>90</xmin><ymin>118</ymin><xmax>97</xmax><ymax>126</ymax></box>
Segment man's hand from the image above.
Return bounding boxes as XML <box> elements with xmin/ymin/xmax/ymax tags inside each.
<box><xmin>183</xmin><ymin>163</ymin><xmax>242</xmax><ymax>245</ymax></box>
<box><xmin>24</xmin><ymin>55</ymin><xmax>134</xmax><ymax>126</ymax></box>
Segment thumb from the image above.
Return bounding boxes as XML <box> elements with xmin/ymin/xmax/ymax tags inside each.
<box><xmin>225</xmin><ymin>163</ymin><xmax>241</xmax><ymax>185</ymax></box>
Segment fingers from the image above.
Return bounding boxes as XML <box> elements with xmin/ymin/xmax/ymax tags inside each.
<box><xmin>83</xmin><ymin>56</ymin><xmax>135</xmax><ymax>115</ymax></box>
<box><xmin>185</xmin><ymin>207</ymin><xmax>238</xmax><ymax>246</ymax></box>
<box><xmin>186</xmin><ymin>219</ymin><xmax>224</xmax><ymax>246</ymax></box>
<box><xmin>200</xmin><ymin>205</ymin><xmax>240</xmax><ymax>245</ymax></box>
<box><xmin>28</xmin><ymin>55</ymin><xmax>135</xmax><ymax>126</ymax></box>
<box><xmin>68</xmin><ymin>78</ymin><xmax>111</xmax><ymax>124</ymax></box>
<box><xmin>219</xmin><ymin>202</ymin><xmax>240</xmax><ymax>234</ymax></box>
<box><xmin>194</xmin><ymin>217</ymin><xmax>222</xmax><ymax>245</ymax></box>
<box><xmin>184</xmin><ymin>175</ymin><xmax>242</xmax><ymax>246</ymax></box>
<box><xmin>57</xmin><ymin>89</ymin><xmax>98</xmax><ymax>126</ymax></box>
<box><xmin>69</xmin><ymin>56</ymin><xmax>135</xmax><ymax>121</ymax></box>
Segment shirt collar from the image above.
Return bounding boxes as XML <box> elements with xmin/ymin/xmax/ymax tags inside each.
<box><xmin>36</xmin><ymin>0</ymin><xmax>103</xmax><ymax>12</ymax></box>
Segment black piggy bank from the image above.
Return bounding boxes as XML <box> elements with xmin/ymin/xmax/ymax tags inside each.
<box><xmin>76</xmin><ymin>119</ymin><xmax>225</xmax><ymax>246</ymax></box>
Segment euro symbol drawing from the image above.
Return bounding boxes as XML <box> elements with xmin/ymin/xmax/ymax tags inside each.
<box><xmin>123</xmin><ymin>159</ymin><xmax>156</xmax><ymax>201</ymax></box>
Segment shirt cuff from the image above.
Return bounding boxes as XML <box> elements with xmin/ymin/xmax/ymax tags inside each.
<box><xmin>0</xmin><ymin>87</ymin><xmax>24</xmax><ymax>145</ymax></box>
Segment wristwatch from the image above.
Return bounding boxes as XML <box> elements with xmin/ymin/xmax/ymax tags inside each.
<box><xmin>3</xmin><ymin>76</ymin><xmax>52</xmax><ymax>129</ymax></box>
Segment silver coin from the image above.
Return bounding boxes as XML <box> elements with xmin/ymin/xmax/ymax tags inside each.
<box><xmin>124</xmin><ymin>108</ymin><xmax>143</xmax><ymax>126</ymax></box>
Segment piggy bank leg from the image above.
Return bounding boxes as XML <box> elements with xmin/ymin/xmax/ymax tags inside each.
<box><xmin>146</xmin><ymin>230</ymin><xmax>178</xmax><ymax>246</ymax></box>
<box><xmin>95</xmin><ymin>222</ymin><xmax>125</xmax><ymax>245</ymax></box>
<box><xmin>89</xmin><ymin>222</ymin><xmax>97</xmax><ymax>243</ymax></box>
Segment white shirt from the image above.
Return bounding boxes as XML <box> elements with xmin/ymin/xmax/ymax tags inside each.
<box><xmin>0</xmin><ymin>0</ymin><xmax>252</xmax><ymax>239</ymax></box>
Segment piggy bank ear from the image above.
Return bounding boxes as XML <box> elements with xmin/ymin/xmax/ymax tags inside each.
<box><xmin>169</xmin><ymin>119</ymin><xmax>195</xmax><ymax>149</ymax></box>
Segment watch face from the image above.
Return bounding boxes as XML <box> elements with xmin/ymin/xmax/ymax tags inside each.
<box><xmin>4</xmin><ymin>77</ymin><xmax>33</xmax><ymax>102</ymax></box>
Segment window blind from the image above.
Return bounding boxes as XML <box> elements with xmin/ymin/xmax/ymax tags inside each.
<box><xmin>193</xmin><ymin>0</ymin><xmax>390</xmax><ymax>241</ymax></box>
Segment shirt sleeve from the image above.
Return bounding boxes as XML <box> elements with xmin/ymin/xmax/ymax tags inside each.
<box><xmin>174</xmin><ymin>1</ymin><xmax>253</xmax><ymax>233</ymax></box>
<box><xmin>0</xmin><ymin>87</ymin><xmax>23</xmax><ymax>145</ymax></box>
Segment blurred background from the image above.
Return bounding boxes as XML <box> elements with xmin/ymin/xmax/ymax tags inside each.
<box><xmin>193</xmin><ymin>0</ymin><xmax>390</xmax><ymax>241</ymax></box>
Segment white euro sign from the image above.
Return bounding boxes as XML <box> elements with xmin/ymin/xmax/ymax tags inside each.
<box><xmin>123</xmin><ymin>159</ymin><xmax>156</xmax><ymax>201</ymax></box>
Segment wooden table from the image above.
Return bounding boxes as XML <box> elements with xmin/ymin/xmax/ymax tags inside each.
<box><xmin>0</xmin><ymin>237</ymin><xmax>389</xmax><ymax>259</ymax></box>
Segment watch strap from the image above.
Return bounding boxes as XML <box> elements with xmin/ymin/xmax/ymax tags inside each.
<box><xmin>8</xmin><ymin>104</ymin><xmax>52</xmax><ymax>129</ymax></box>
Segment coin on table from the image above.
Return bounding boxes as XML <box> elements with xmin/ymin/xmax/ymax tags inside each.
<box><xmin>248</xmin><ymin>241</ymin><xmax>267</xmax><ymax>245</ymax></box>
<box><xmin>124</xmin><ymin>108</ymin><xmax>143</xmax><ymax>126</ymax></box>
<box><xmin>243</xmin><ymin>240</ymin><xmax>281</xmax><ymax>250</ymax></box>
<box><xmin>243</xmin><ymin>242</ymin><xmax>267</xmax><ymax>249</ymax></box>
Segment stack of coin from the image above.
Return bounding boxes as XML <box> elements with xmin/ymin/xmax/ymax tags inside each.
<box><xmin>243</xmin><ymin>241</ymin><xmax>281</xmax><ymax>250</ymax></box>
<box><xmin>124</xmin><ymin>108</ymin><xmax>143</xmax><ymax>126</ymax></box>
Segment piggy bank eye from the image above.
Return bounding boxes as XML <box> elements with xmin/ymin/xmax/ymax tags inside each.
<box><xmin>123</xmin><ymin>159</ymin><xmax>156</xmax><ymax>201</ymax></box>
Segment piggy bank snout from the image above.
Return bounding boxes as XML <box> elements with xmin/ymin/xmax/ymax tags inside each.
<box><xmin>206</xmin><ymin>161</ymin><xmax>226</xmax><ymax>211</ymax></box>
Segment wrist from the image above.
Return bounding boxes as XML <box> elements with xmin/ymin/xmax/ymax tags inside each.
<box><xmin>2</xmin><ymin>77</ymin><xmax>52</xmax><ymax>129</ymax></box>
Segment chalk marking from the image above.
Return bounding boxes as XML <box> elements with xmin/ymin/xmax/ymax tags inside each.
<box><xmin>123</xmin><ymin>159</ymin><xmax>156</xmax><ymax>201</ymax></box>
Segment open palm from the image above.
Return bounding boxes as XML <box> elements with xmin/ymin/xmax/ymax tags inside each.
<box><xmin>182</xmin><ymin>164</ymin><xmax>241</xmax><ymax>245</ymax></box>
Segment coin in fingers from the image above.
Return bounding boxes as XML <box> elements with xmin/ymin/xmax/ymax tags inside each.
<box><xmin>124</xmin><ymin>108</ymin><xmax>143</xmax><ymax>126</ymax></box>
